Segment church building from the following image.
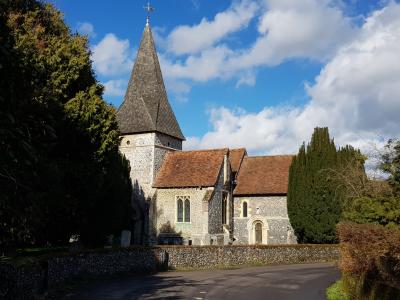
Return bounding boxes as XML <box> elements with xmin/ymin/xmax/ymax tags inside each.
<box><xmin>116</xmin><ymin>17</ymin><xmax>297</xmax><ymax>246</ymax></box>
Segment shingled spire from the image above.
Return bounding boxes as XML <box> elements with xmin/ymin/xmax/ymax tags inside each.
<box><xmin>116</xmin><ymin>23</ymin><xmax>185</xmax><ymax>140</ymax></box>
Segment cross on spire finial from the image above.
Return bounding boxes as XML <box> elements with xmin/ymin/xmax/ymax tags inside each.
<box><xmin>144</xmin><ymin>1</ymin><xmax>155</xmax><ymax>26</ymax></box>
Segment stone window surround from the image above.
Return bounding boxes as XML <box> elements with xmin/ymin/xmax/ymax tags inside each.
<box><xmin>238</xmin><ymin>199</ymin><xmax>252</xmax><ymax>219</ymax></box>
<box><xmin>241</xmin><ymin>200</ymin><xmax>249</xmax><ymax>218</ymax></box>
<box><xmin>246</xmin><ymin>215</ymin><xmax>269</xmax><ymax>245</ymax></box>
<box><xmin>176</xmin><ymin>195</ymin><xmax>191</xmax><ymax>224</ymax></box>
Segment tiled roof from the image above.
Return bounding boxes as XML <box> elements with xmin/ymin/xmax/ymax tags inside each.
<box><xmin>153</xmin><ymin>149</ymin><xmax>228</xmax><ymax>188</ymax></box>
<box><xmin>229</xmin><ymin>148</ymin><xmax>247</xmax><ymax>174</ymax></box>
<box><xmin>234</xmin><ymin>155</ymin><xmax>294</xmax><ymax>196</ymax></box>
<box><xmin>116</xmin><ymin>25</ymin><xmax>184</xmax><ymax>140</ymax></box>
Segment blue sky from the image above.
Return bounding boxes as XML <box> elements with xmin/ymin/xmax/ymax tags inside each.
<box><xmin>51</xmin><ymin>0</ymin><xmax>400</xmax><ymax>162</ymax></box>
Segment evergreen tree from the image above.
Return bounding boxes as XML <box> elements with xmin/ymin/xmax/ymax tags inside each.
<box><xmin>287</xmin><ymin>127</ymin><xmax>362</xmax><ymax>243</ymax></box>
<box><xmin>0</xmin><ymin>0</ymin><xmax>132</xmax><ymax>248</ymax></box>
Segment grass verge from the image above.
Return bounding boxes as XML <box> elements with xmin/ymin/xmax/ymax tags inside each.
<box><xmin>327</xmin><ymin>279</ymin><xmax>349</xmax><ymax>300</ymax></box>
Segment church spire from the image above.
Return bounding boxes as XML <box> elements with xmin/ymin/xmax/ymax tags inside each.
<box><xmin>116</xmin><ymin>8</ymin><xmax>185</xmax><ymax>141</ymax></box>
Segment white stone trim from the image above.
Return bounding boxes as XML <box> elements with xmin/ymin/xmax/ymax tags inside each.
<box><xmin>247</xmin><ymin>215</ymin><xmax>269</xmax><ymax>245</ymax></box>
<box><xmin>175</xmin><ymin>195</ymin><xmax>191</xmax><ymax>224</ymax></box>
<box><xmin>240</xmin><ymin>200</ymin><xmax>249</xmax><ymax>218</ymax></box>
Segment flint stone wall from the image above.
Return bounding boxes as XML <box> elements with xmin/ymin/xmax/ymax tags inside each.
<box><xmin>233</xmin><ymin>196</ymin><xmax>297</xmax><ymax>245</ymax></box>
<box><xmin>0</xmin><ymin>244</ymin><xmax>339</xmax><ymax>299</ymax></box>
<box><xmin>156</xmin><ymin>187</ymin><xmax>211</xmax><ymax>245</ymax></box>
<box><xmin>161</xmin><ymin>244</ymin><xmax>339</xmax><ymax>269</ymax></box>
<box><xmin>47</xmin><ymin>248</ymin><xmax>162</xmax><ymax>287</ymax></box>
<box><xmin>0</xmin><ymin>263</ymin><xmax>46</xmax><ymax>299</ymax></box>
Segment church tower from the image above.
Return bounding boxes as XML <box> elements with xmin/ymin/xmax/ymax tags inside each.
<box><xmin>116</xmin><ymin>16</ymin><xmax>185</xmax><ymax>244</ymax></box>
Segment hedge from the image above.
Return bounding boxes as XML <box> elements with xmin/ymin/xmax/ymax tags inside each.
<box><xmin>337</xmin><ymin>222</ymin><xmax>400</xmax><ymax>299</ymax></box>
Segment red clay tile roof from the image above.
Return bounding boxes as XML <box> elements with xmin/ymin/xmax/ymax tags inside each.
<box><xmin>234</xmin><ymin>155</ymin><xmax>294</xmax><ymax>196</ymax></box>
<box><xmin>229</xmin><ymin>148</ymin><xmax>247</xmax><ymax>174</ymax></box>
<box><xmin>153</xmin><ymin>149</ymin><xmax>228</xmax><ymax>188</ymax></box>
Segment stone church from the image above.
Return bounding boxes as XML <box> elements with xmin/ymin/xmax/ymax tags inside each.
<box><xmin>116</xmin><ymin>20</ymin><xmax>297</xmax><ymax>246</ymax></box>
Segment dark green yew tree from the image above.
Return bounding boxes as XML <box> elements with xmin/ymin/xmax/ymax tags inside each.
<box><xmin>287</xmin><ymin>127</ymin><xmax>362</xmax><ymax>243</ymax></box>
<box><xmin>0</xmin><ymin>0</ymin><xmax>132</xmax><ymax>248</ymax></box>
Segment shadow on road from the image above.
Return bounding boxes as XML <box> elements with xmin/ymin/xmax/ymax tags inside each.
<box><xmin>64</xmin><ymin>273</ymin><xmax>197</xmax><ymax>300</ymax></box>
<box><xmin>63</xmin><ymin>263</ymin><xmax>340</xmax><ymax>300</ymax></box>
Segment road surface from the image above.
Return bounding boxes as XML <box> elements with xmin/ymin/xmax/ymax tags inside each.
<box><xmin>63</xmin><ymin>262</ymin><xmax>339</xmax><ymax>300</ymax></box>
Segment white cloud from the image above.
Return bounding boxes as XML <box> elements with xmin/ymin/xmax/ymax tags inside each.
<box><xmin>235</xmin><ymin>71</ymin><xmax>256</xmax><ymax>87</ymax></box>
<box><xmin>162</xmin><ymin>0</ymin><xmax>356</xmax><ymax>86</ymax></box>
<box><xmin>152</xmin><ymin>27</ymin><xmax>168</xmax><ymax>50</ymax></box>
<box><xmin>232</xmin><ymin>0</ymin><xmax>356</xmax><ymax>67</ymax></box>
<box><xmin>165</xmin><ymin>79</ymin><xmax>191</xmax><ymax>103</ymax></box>
<box><xmin>160</xmin><ymin>46</ymin><xmax>234</xmax><ymax>82</ymax></box>
<box><xmin>103</xmin><ymin>79</ymin><xmax>127</xmax><ymax>97</ymax></box>
<box><xmin>77</xmin><ymin>22</ymin><xmax>96</xmax><ymax>38</ymax></box>
<box><xmin>92</xmin><ymin>34</ymin><xmax>134</xmax><ymax>76</ymax></box>
<box><xmin>166</xmin><ymin>0</ymin><xmax>258</xmax><ymax>55</ymax></box>
<box><xmin>183</xmin><ymin>3</ymin><xmax>400</xmax><ymax>157</ymax></box>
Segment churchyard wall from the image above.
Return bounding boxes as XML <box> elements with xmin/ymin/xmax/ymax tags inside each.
<box><xmin>0</xmin><ymin>244</ymin><xmax>338</xmax><ymax>299</ymax></box>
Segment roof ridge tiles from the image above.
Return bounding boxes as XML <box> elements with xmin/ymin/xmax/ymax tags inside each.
<box><xmin>172</xmin><ymin>148</ymin><xmax>229</xmax><ymax>154</ymax></box>
<box><xmin>245</xmin><ymin>154</ymin><xmax>295</xmax><ymax>158</ymax></box>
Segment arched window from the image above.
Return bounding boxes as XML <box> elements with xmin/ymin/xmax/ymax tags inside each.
<box><xmin>177</xmin><ymin>196</ymin><xmax>191</xmax><ymax>223</ymax></box>
<box><xmin>177</xmin><ymin>199</ymin><xmax>183</xmax><ymax>222</ymax></box>
<box><xmin>242</xmin><ymin>202</ymin><xmax>248</xmax><ymax>218</ymax></box>
<box><xmin>184</xmin><ymin>199</ymin><xmax>190</xmax><ymax>222</ymax></box>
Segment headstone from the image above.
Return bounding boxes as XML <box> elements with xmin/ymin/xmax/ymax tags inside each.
<box><xmin>121</xmin><ymin>230</ymin><xmax>131</xmax><ymax>247</ymax></box>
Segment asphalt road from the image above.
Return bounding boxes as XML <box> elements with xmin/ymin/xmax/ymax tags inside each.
<box><xmin>63</xmin><ymin>262</ymin><xmax>339</xmax><ymax>300</ymax></box>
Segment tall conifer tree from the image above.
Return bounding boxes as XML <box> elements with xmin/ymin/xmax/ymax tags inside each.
<box><xmin>288</xmin><ymin>127</ymin><xmax>361</xmax><ymax>243</ymax></box>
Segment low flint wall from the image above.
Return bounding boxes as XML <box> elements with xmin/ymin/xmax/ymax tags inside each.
<box><xmin>0</xmin><ymin>244</ymin><xmax>339</xmax><ymax>299</ymax></box>
<box><xmin>160</xmin><ymin>244</ymin><xmax>339</xmax><ymax>270</ymax></box>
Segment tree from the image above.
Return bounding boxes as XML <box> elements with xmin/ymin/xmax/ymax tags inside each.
<box><xmin>287</xmin><ymin>127</ymin><xmax>363</xmax><ymax>243</ymax></box>
<box><xmin>381</xmin><ymin>139</ymin><xmax>400</xmax><ymax>195</ymax></box>
<box><xmin>323</xmin><ymin>139</ymin><xmax>400</xmax><ymax>228</ymax></box>
<box><xmin>343</xmin><ymin>196</ymin><xmax>400</xmax><ymax>228</ymax></box>
<box><xmin>0</xmin><ymin>0</ymin><xmax>132</xmax><ymax>248</ymax></box>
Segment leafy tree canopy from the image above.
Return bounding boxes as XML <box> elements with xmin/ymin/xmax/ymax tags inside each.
<box><xmin>0</xmin><ymin>0</ymin><xmax>132</xmax><ymax>249</ymax></box>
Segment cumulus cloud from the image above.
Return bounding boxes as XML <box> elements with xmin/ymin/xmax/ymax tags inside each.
<box><xmin>92</xmin><ymin>34</ymin><xmax>134</xmax><ymax>76</ymax></box>
<box><xmin>166</xmin><ymin>0</ymin><xmax>258</xmax><ymax>55</ymax></box>
<box><xmin>232</xmin><ymin>0</ymin><xmax>356</xmax><ymax>67</ymax></box>
<box><xmin>77</xmin><ymin>22</ymin><xmax>96</xmax><ymax>38</ymax></box>
<box><xmin>184</xmin><ymin>3</ymin><xmax>400</xmax><ymax>156</ymax></box>
<box><xmin>160</xmin><ymin>46</ymin><xmax>234</xmax><ymax>82</ymax></box>
<box><xmin>103</xmin><ymin>79</ymin><xmax>127</xmax><ymax>97</ymax></box>
<box><xmin>164</xmin><ymin>79</ymin><xmax>191</xmax><ymax>103</ymax></box>
<box><xmin>161</xmin><ymin>0</ymin><xmax>356</xmax><ymax>86</ymax></box>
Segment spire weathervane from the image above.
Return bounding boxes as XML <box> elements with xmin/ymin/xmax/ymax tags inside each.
<box><xmin>144</xmin><ymin>1</ymin><xmax>155</xmax><ymax>26</ymax></box>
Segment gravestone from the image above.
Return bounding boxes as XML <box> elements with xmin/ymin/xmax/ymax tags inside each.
<box><xmin>121</xmin><ymin>230</ymin><xmax>131</xmax><ymax>247</ymax></box>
